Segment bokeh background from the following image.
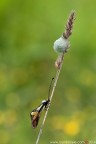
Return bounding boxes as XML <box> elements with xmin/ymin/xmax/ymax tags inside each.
<box><xmin>0</xmin><ymin>0</ymin><xmax>96</xmax><ymax>143</ymax></box>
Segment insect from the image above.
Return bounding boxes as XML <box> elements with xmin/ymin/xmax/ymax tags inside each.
<box><xmin>30</xmin><ymin>78</ymin><xmax>54</xmax><ymax>128</ymax></box>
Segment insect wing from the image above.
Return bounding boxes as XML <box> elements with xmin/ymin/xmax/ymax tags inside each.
<box><xmin>30</xmin><ymin>100</ymin><xmax>49</xmax><ymax>128</ymax></box>
<box><xmin>30</xmin><ymin>110</ymin><xmax>41</xmax><ymax>128</ymax></box>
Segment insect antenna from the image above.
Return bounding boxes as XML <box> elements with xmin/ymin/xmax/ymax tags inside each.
<box><xmin>48</xmin><ymin>77</ymin><xmax>54</xmax><ymax>100</ymax></box>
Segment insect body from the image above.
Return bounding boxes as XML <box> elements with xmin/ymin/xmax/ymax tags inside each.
<box><xmin>30</xmin><ymin>99</ymin><xmax>50</xmax><ymax>128</ymax></box>
<box><xmin>30</xmin><ymin>78</ymin><xmax>54</xmax><ymax>128</ymax></box>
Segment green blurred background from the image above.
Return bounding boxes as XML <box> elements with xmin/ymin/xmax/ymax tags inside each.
<box><xmin>0</xmin><ymin>0</ymin><xmax>96</xmax><ymax>143</ymax></box>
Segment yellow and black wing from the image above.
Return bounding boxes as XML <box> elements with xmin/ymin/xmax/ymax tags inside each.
<box><xmin>30</xmin><ymin>111</ymin><xmax>41</xmax><ymax>128</ymax></box>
